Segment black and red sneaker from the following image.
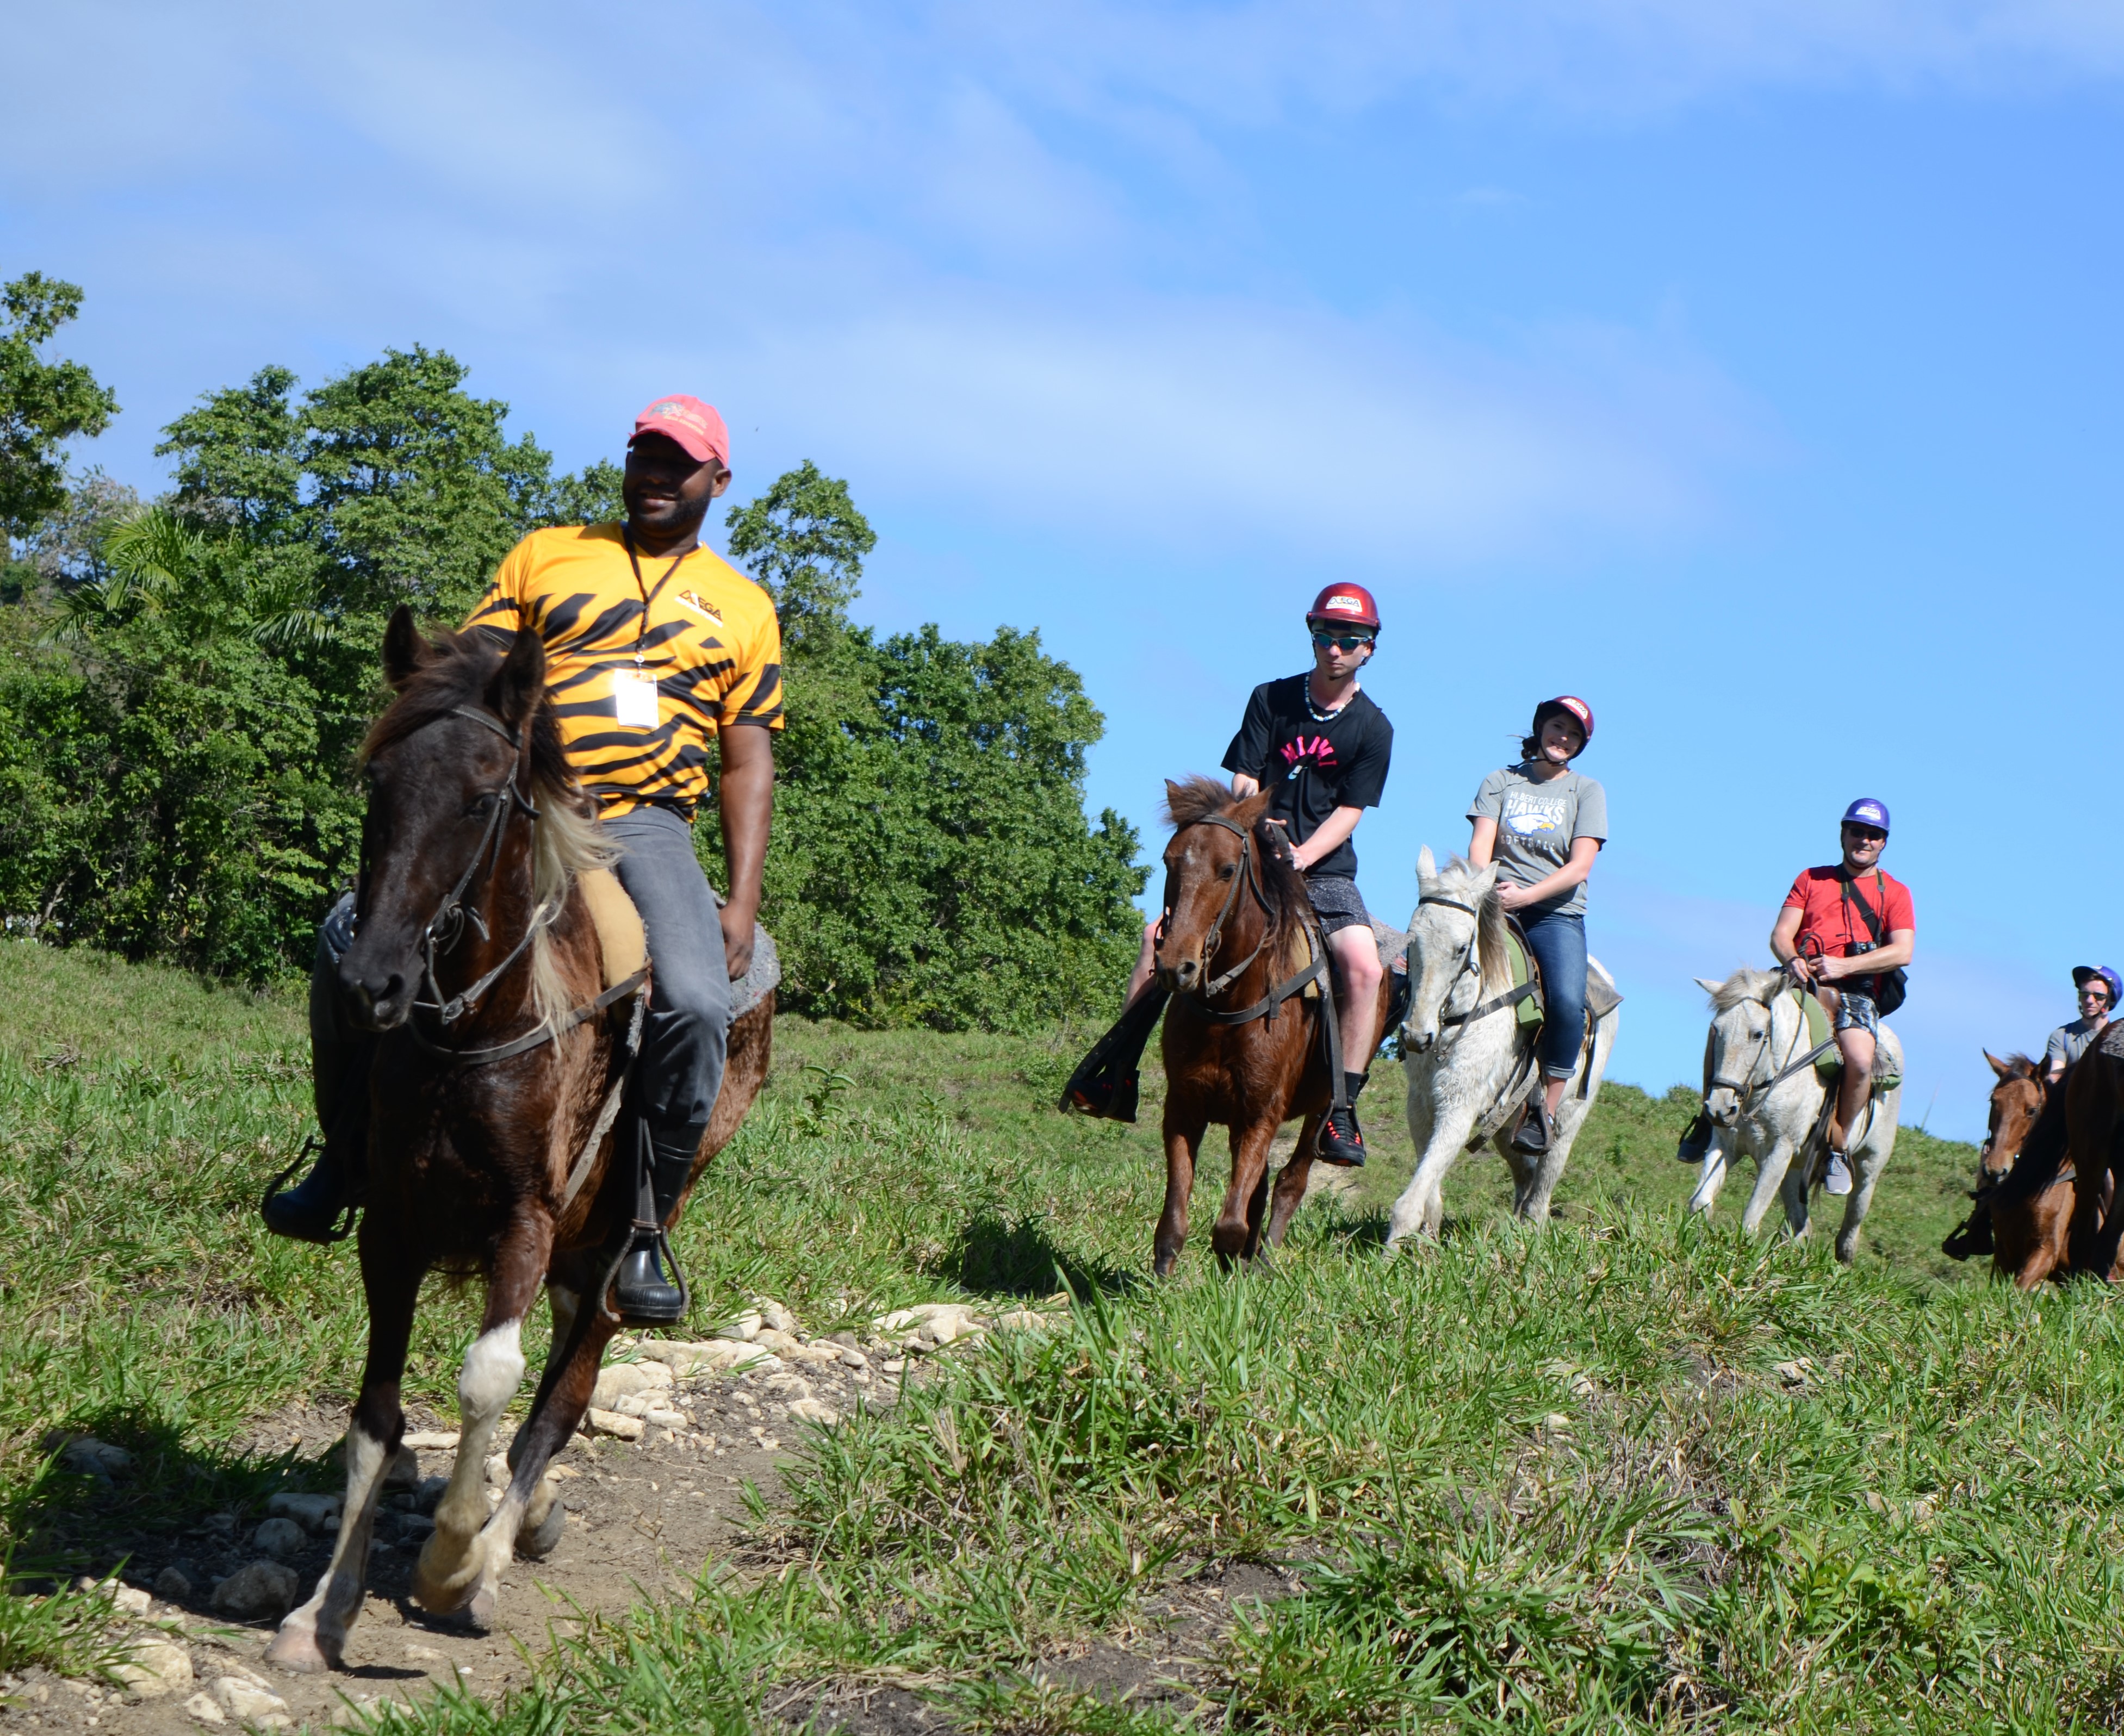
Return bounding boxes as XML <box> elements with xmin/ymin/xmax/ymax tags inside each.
<box><xmin>1316</xmin><ymin>1104</ymin><xmax>1367</xmax><ymax>1168</ymax></box>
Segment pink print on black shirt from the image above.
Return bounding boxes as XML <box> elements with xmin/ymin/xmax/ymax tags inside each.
<box><xmin>1281</xmin><ymin>733</ymin><xmax>1339</xmax><ymax>773</ymax></box>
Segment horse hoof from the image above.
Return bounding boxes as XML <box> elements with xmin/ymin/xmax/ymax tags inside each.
<box><xmin>516</xmin><ymin>1500</ymin><xmax>566</xmax><ymax>1561</ymax></box>
<box><xmin>1152</xmin><ymin>1254</ymin><xmax>1178</xmax><ymax>1279</ymax></box>
<box><xmin>264</xmin><ymin>1625</ymin><xmax>334</xmax><ymax>1676</ymax></box>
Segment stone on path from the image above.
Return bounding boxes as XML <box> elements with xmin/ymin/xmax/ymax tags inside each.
<box><xmin>213</xmin><ymin>1672</ymin><xmax>291</xmax><ymax>1727</ymax></box>
<box><xmin>154</xmin><ymin>1565</ymin><xmax>195</xmax><ymax>1602</ymax></box>
<box><xmin>251</xmin><ymin>1517</ymin><xmax>308</xmax><ymax>1559</ymax></box>
<box><xmin>112</xmin><ymin>1637</ymin><xmax>194</xmax><ymax>1698</ymax></box>
<box><xmin>582</xmin><ymin>1408</ymin><xmax>645</xmax><ymax>1441</ymax></box>
<box><xmin>265</xmin><ymin>1491</ymin><xmax>341</xmax><ymax>1533</ymax></box>
<box><xmin>209</xmin><ymin>1559</ymin><xmax>299</xmax><ymax>1620</ymax></box>
<box><xmin>786</xmin><ymin>1398</ymin><xmax>840</xmax><ymax>1428</ymax></box>
<box><xmin>183</xmin><ymin>1690</ymin><xmax>226</xmax><ymax>1725</ymax></box>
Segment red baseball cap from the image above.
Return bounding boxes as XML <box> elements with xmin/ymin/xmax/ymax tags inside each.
<box><xmin>629</xmin><ymin>395</ymin><xmax>730</xmax><ymax>469</ymax></box>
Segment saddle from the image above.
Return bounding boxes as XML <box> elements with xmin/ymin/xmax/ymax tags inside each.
<box><xmin>1788</xmin><ymin>985</ymin><xmax>1902</xmax><ymax>1093</ymax></box>
<box><xmin>1499</xmin><ymin>916</ymin><xmax>1624</xmax><ymax>1035</ymax></box>
<box><xmin>577</xmin><ymin>866</ymin><xmax>781</xmax><ymax>1019</ymax></box>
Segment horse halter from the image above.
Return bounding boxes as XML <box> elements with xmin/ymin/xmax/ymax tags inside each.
<box><xmin>1708</xmin><ymin>978</ymin><xmax>1803</xmax><ymax>1109</ymax></box>
<box><xmin>1171</xmin><ymin>812</ymin><xmax>1277</xmax><ymax>1000</ymax></box>
<box><xmin>393</xmin><ymin>704</ymin><xmax>550</xmax><ymax>1030</ymax></box>
<box><xmin>1416</xmin><ymin>893</ymin><xmax>1485</xmax><ymax>1022</ymax></box>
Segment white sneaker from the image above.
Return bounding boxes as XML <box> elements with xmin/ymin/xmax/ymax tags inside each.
<box><xmin>1824</xmin><ymin>1150</ymin><xmax>1853</xmax><ymax>1196</ymax></box>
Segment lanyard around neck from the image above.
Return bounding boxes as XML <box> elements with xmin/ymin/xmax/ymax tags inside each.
<box><xmin>620</xmin><ymin>529</ymin><xmax>690</xmax><ymax>667</ymax></box>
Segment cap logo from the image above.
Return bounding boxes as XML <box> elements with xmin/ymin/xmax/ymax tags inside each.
<box><xmin>1557</xmin><ymin>698</ymin><xmax>1589</xmax><ymax>725</ymax></box>
<box><xmin>1322</xmin><ymin>595</ymin><xmax>1362</xmax><ymax>615</ymax></box>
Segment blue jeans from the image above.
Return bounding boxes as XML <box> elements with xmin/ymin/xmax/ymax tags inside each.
<box><xmin>1520</xmin><ymin>909</ymin><xmax>1587</xmax><ymax>1079</ymax></box>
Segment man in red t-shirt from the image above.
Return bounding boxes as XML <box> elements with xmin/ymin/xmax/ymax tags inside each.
<box><xmin>1769</xmin><ymin>797</ymin><xmax>1915</xmax><ymax>1194</ymax></box>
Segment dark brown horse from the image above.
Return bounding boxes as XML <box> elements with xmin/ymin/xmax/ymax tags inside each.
<box><xmin>1151</xmin><ymin>777</ymin><xmax>1393</xmax><ymax>1275</ymax></box>
<box><xmin>268</xmin><ymin>611</ymin><xmax>771</xmax><ymax>1672</ymax></box>
<box><xmin>2066</xmin><ymin>1034</ymin><xmax>2124</xmax><ymax>1280</ymax></box>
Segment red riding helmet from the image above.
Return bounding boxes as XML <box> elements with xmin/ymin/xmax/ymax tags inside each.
<box><xmin>1307</xmin><ymin>583</ymin><xmax>1381</xmax><ymax>633</ymax></box>
<box><xmin>1532</xmin><ymin>695</ymin><xmax>1593</xmax><ymax>753</ymax></box>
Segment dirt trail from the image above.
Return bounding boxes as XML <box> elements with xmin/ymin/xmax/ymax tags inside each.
<box><xmin>3</xmin><ymin>1347</ymin><xmax>891</xmax><ymax>1734</ymax></box>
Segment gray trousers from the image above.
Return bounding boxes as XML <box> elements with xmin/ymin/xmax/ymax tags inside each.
<box><xmin>604</xmin><ymin>805</ymin><xmax>730</xmax><ymax>1138</ymax></box>
<box><xmin>311</xmin><ymin>805</ymin><xmax>729</xmax><ymax>1144</ymax></box>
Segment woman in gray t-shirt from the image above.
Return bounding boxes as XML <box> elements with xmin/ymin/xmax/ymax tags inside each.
<box><xmin>1467</xmin><ymin>695</ymin><xmax>1608</xmax><ymax>1157</ymax></box>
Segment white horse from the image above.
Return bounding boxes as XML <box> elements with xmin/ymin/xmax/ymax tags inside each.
<box><xmin>1384</xmin><ymin>849</ymin><xmax>1619</xmax><ymax>1247</ymax></box>
<box><xmin>1685</xmin><ymin>966</ymin><xmax>1902</xmax><ymax>1264</ymax></box>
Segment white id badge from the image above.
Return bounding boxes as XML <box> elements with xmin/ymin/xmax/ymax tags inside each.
<box><xmin>612</xmin><ymin>669</ymin><xmax>660</xmax><ymax>729</ymax></box>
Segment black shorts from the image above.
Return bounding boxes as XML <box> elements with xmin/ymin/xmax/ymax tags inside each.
<box><xmin>1305</xmin><ymin>873</ymin><xmax>1371</xmax><ymax>937</ymax></box>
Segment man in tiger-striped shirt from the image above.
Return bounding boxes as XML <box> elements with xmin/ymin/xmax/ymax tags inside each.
<box><xmin>266</xmin><ymin>395</ymin><xmax>781</xmax><ymax>1323</ymax></box>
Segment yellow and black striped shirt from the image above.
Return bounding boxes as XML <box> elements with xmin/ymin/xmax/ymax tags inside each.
<box><xmin>464</xmin><ymin>525</ymin><xmax>784</xmax><ymax>819</ymax></box>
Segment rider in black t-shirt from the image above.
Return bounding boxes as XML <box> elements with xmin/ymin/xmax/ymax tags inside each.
<box><xmin>1120</xmin><ymin>583</ymin><xmax>1394</xmax><ymax>1165</ymax></box>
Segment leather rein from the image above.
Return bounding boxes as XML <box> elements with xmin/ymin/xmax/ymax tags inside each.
<box><xmin>1170</xmin><ymin>813</ymin><xmax>1329</xmax><ymax>1027</ymax></box>
<box><xmin>378</xmin><ymin>704</ymin><xmax>646</xmax><ymax>1068</ymax></box>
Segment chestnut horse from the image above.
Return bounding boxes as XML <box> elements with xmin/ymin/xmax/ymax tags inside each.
<box><xmin>1151</xmin><ymin>777</ymin><xmax>1393</xmax><ymax>1275</ymax></box>
<box><xmin>268</xmin><ymin>611</ymin><xmax>771</xmax><ymax>1673</ymax></box>
<box><xmin>1944</xmin><ymin>1054</ymin><xmax>2116</xmax><ymax>1287</ymax></box>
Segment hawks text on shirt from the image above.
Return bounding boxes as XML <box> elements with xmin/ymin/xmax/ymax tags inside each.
<box><xmin>464</xmin><ymin>525</ymin><xmax>784</xmax><ymax>820</ymax></box>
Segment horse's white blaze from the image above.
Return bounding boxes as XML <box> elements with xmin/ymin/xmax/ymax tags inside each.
<box><xmin>1385</xmin><ymin>853</ymin><xmax>1617</xmax><ymax>1246</ymax></box>
<box><xmin>266</xmin><ymin>1421</ymin><xmax>393</xmax><ymax>1671</ymax></box>
<box><xmin>1687</xmin><ymin>967</ymin><xmax>1902</xmax><ymax>1262</ymax></box>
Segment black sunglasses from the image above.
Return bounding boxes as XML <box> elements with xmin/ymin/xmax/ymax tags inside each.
<box><xmin>1312</xmin><ymin>631</ymin><xmax>1374</xmax><ymax>652</ymax></box>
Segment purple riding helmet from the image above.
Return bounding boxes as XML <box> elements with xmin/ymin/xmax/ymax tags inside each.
<box><xmin>2071</xmin><ymin>965</ymin><xmax>2122</xmax><ymax>1012</ymax></box>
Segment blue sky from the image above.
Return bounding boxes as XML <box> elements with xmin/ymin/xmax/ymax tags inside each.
<box><xmin>7</xmin><ymin>1</ymin><xmax>2121</xmax><ymax>1136</ymax></box>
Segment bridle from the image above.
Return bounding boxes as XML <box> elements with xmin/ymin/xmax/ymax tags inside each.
<box><xmin>1174</xmin><ymin>813</ymin><xmax>1278</xmax><ymax>999</ymax></box>
<box><xmin>1416</xmin><ymin>894</ymin><xmax>1537</xmax><ymax>1030</ymax></box>
<box><xmin>1707</xmin><ymin>967</ymin><xmax>1829</xmax><ymax>1112</ymax></box>
<box><xmin>1163</xmin><ymin>812</ymin><xmax>1331</xmax><ymax>1029</ymax></box>
<box><xmin>362</xmin><ymin>703</ymin><xmax>645</xmax><ymax>1068</ymax></box>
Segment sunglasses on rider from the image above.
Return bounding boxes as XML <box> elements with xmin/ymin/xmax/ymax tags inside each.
<box><xmin>2081</xmin><ymin>988</ymin><xmax>2111</xmax><ymax>1006</ymax></box>
<box><xmin>1312</xmin><ymin>631</ymin><xmax>1375</xmax><ymax>652</ymax></box>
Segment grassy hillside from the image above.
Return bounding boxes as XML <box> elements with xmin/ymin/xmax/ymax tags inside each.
<box><xmin>11</xmin><ymin>941</ymin><xmax>2124</xmax><ymax>1730</ymax></box>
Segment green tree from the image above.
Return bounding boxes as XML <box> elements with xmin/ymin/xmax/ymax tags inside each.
<box><xmin>0</xmin><ymin>273</ymin><xmax>119</xmax><ymax>537</ymax></box>
<box><xmin>1</xmin><ymin>346</ymin><xmax>607</xmax><ymax>974</ymax></box>
<box><xmin>712</xmin><ymin>465</ymin><xmax>1146</xmax><ymax>1030</ymax></box>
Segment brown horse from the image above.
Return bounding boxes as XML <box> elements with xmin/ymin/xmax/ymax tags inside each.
<box><xmin>268</xmin><ymin>611</ymin><xmax>771</xmax><ymax>1673</ymax></box>
<box><xmin>1151</xmin><ymin>777</ymin><xmax>1393</xmax><ymax>1275</ymax></box>
<box><xmin>1946</xmin><ymin>1054</ymin><xmax>2116</xmax><ymax>1287</ymax></box>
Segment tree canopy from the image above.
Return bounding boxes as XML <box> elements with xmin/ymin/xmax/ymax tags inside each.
<box><xmin>0</xmin><ymin>273</ymin><xmax>118</xmax><ymax>537</ymax></box>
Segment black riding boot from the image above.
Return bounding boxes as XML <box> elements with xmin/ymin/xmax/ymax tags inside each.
<box><xmin>612</xmin><ymin>1120</ymin><xmax>707</xmax><ymax>1326</ymax></box>
<box><xmin>1511</xmin><ymin>1090</ymin><xmax>1554</xmax><ymax>1156</ymax></box>
<box><xmin>1674</xmin><ymin>1110</ymin><xmax>1714</xmax><ymax>1165</ymax></box>
<box><xmin>1316</xmin><ymin>1071</ymin><xmax>1369</xmax><ymax>1168</ymax></box>
<box><xmin>263</xmin><ymin>897</ymin><xmax>372</xmax><ymax>1243</ymax></box>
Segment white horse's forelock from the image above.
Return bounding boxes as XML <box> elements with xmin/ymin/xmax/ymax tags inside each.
<box><xmin>1416</xmin><ymin>853</ymin><xmax>1511</xmax><ymax>993</ymax></box>
<box><xmin>1706</xmin><ymin>966</ymin><xmax>1786</xmax><ymax>1013</ymax></box>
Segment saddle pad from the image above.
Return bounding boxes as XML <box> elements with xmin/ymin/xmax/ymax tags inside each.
<box><xmin>1284</xmin><ymin>922</ymin><xmax>1322</xmax><ymax>1000</ymax></box>
<box><xmin>1503</xmin><ymin>926</ymin><xmax>1543</xmax><ymax>1028</ymax></box>
<box><xmin>1585</xmin><ymin>960</ymin><xmax>1623</xmax><ymax>1020</ymax></box>
<box><xmin>577</xmin><ymin>867</ymin><xmax>646</xmax><ymax>990</ymax></box>
<box><xmin>1792</xmin><ymin>987</ymin><xmax>1840</xmax><ymax>1078</ymax></box>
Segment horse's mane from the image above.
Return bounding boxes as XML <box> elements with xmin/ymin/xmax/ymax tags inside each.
<box><xmin>362</xmin><ymin>626</ymin><xmax>614</xmax><ymax>1036</ymax></box>
<box><xmin>1706</xmin><ymin>966</ymin><xmax>1788</xmax><ymax>1012</ymax></box>
<box><xmin>1160</xmin><ymin>775</ymin><xmax>1314</xmax><ymax>962</ymax></box>
<box><xmin>1993</xmin><ymin>1053</ymin><xmax>2041</xmax><ymax>1082</ymax></box>
<box><xmin>1417</xmin><ymin>855</ymin><xmax>1511</xmax><ymax>992</ymax></box>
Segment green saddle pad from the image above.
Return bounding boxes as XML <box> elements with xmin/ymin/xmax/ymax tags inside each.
<box><xmin>1503</xmin><ymin>928</ymin><xmax>1543</xmax><ymax>1029</ymax></box>
<box><xmin>1790</xmin><ymin>986</ymin><xmax>1899</xmax><ymax>1090</ymax></box>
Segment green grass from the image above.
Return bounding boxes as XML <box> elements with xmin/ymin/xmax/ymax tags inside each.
<box><xmin>17</xmin><ymin>938</ymin><xmax>2124</xmax><ymax>1731</ymax></box>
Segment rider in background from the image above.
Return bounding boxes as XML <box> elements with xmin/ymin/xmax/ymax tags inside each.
<box><xmin>2047</xmin><ymin>966</ymin><xmax>2119</xmax><ymax>1080</ymax></box>
<box><xmin>1769</xmin><ymin>798</ymin><xmax>1913</xmax><ymax>1196</ymax></box>
<box><xmin>1467</xmin><ymin>696</ymin><xmax>1606</xmax><ymax>1158</ymax></box>
<box><xmin>1125</xmin><ymin>583</ymin><xmax>1393</xmax><ymax>1164</ymax></box>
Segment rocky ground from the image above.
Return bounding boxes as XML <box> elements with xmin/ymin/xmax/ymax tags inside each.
<box><xmin>2</xmin><ymin>1301</ymin><xmax>1028</xmax><ymax>1734</ymax></box>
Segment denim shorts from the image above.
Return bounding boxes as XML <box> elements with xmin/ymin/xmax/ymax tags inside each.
<box><xmin>1831</xmin><ymin>990</ymin><xmax>1879</xmax><ymax>1038</ymax></box>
